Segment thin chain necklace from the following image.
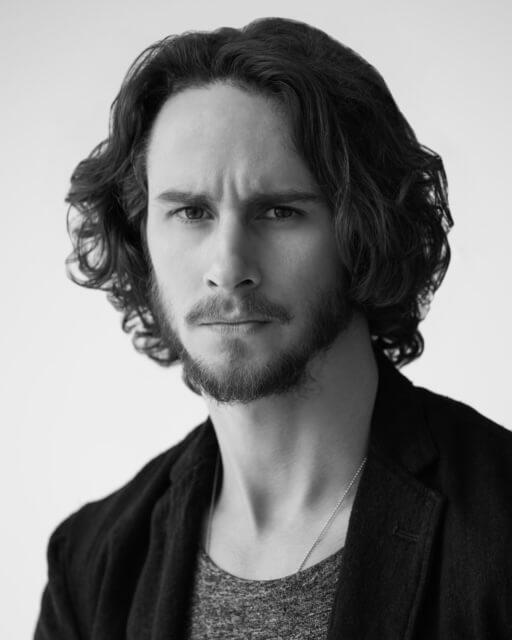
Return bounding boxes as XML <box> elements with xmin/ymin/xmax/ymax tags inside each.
<box><xmin>206</xmin><ymin>452</ymin><xmax>367</xmax><ymax>573</ymax></box>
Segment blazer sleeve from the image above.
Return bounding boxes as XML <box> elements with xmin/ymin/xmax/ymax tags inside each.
<box><xmin>34</xmin><ymin>520</ymin><xmax>82</xmax><ymax>640</ymax></box>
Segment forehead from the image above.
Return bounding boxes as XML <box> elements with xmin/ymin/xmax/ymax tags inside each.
<box><xmin>146</xmin><ymin>82</ymin><xmax>319</xmax><ymax>198</ymax></box>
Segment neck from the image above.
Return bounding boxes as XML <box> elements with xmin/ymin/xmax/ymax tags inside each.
<box><xmin>204</xmin><ymin>313</ymin><xmax>378</xmax><ymax>538</ymax></box>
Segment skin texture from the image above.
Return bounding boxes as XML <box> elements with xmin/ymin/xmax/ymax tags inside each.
<box><xmin>145</xmin><ymin>82</ymin><xmax>378</xmax><ymax>579</ymax></box>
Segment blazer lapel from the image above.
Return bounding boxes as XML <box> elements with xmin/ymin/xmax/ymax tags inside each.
<box><xmin>328</xmin><ymin>354</ymin><xmax>445</xmax><ymax>639</ymax></box>
<box><xmin>126</xmin><ymin>422</ymin><xmax>218</xmax><ymax>640</ymax></box>
<box><xmin>327</xmin><ymin>451</ymin><xmax>444</xmax><ymax>639</ymax></box>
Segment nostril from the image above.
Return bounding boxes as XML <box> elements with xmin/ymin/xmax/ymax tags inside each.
<box><xmin>206</xmin><ymin>276</ymin><xmax>257</xmax><ymax>290</ymax></box>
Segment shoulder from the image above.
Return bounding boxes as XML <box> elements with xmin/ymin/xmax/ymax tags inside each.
<box><xmin>408</xmin><ymin>386</ymin><xmax>512</xmax><ymax>616</ymax></box>
<box><xmin>373</xmin><ymin>352</ymin><xmax>512</xmax><ymax>489</ymax></box>
<box><xmin>46</xmin><ymin>422</ymin><xmax>206</xmax><ymax>568</ymax></box>
<box><xmin>38</xmin><ymin>421</ymin><xmax>214</xmax><ymax>634</ymax></box>
<box><xmin>413</xmin><ymin>384</ymin><xmax>512</xmax><ymax>506</ymax></box>
<box><xmin>416</xmin><ymin>384</ymin><xmax>511</xmax><ymax>460</ymax></box>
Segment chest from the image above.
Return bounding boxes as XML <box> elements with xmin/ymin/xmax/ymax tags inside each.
<box><xmin>184</xmin><ymin>545</ymin><xmax>344</xmax><ymax>640</ymax></box>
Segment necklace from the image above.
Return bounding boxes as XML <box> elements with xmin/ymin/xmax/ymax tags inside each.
<box><xmin>206</xmin><ymin>452</ymin><xmax>367</xmax><ymax>573</ymax></box>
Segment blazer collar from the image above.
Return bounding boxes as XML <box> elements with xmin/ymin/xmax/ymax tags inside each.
<box><xmin>327</xmin><ymin>351</ymin><xmax>444</xmax><ymax>639</ymax></box>
<box><xmin>369</xmin><ymin>350</ymin><xmax>439</xmax><ymax>474</ymax></box>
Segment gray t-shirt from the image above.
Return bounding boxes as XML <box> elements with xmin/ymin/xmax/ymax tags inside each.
<box><xmin>185</xmin><ymin>544</ymin><xmax>344</xmax><ymax>639</ymax></box>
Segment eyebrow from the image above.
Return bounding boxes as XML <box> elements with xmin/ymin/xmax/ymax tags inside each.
<box><xmin>155</xmin><ymin>189</ymin><xmax>325</xmax><ymax>208</ymax></box>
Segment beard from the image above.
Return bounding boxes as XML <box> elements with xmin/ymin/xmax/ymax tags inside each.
<box><xmin>148</xmin><ymin>269</ymin><xmax>352</xmax><ymax>405</ymax></box>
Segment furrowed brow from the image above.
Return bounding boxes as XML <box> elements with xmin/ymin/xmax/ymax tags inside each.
<box><xmin>155</xmin><ymin>190</ymin><xmax>211</xmax><ymax>208</ymax></box>
<box><xmin>248</xmin><ymin>190</ymin><xmax>324</xmax><ymax>207</ymax></box>
<box><xmin>155</xmin><ymin>189</ymin><xmax>324</xmax><ymax>207</ymax></box>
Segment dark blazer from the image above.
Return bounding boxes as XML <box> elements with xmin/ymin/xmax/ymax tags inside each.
<box><xmin>35</xmin><ymin>354</ymin><xmax>512</xmax><ymax>639</ymax></box>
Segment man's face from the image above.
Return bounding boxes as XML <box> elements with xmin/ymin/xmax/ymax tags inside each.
<box><xmin>145</xmin><ymin>82</ymin><xmax>351</xmax><ymax>404</ymax></box>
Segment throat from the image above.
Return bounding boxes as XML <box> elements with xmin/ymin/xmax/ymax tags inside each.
<box><xmin>202</xmin><ymin>488</ymin><xmax>356</xmax><ymax>580</ymax></box>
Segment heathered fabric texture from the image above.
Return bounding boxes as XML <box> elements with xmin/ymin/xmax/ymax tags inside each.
<box><xmin>185</xmin><ymin>544</ymin><xmax>344</xmax><ymax>639</ymax></box>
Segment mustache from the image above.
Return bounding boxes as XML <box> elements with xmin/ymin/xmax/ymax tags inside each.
<box><xmin>186</xmin><ymin>293</ymin><xmax>292</xmax><ymax>324</ymax></box>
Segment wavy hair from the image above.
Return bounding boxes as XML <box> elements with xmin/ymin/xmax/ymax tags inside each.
<box><xmin>66</xmin><ymin>16</ymin><xmax>453</xmax><ymax>373</ymax></box>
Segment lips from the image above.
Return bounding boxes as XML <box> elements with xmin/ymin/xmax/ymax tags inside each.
<box><xmin>201</xmin><ymin>318</ymin><xmax>271</xmax><ymax>325</ymax></box>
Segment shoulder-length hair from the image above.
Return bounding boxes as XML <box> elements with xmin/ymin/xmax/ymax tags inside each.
<box><xmin>66</xmin><ymin>16</ymin><xmax>453</xmax><ymax>372</ymax></box>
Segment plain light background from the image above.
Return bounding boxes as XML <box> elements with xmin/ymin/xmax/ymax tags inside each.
<box><xmin>1</xmin><ymin>0</ymin><xmax>511</xmax><ymax>636</ymax></box>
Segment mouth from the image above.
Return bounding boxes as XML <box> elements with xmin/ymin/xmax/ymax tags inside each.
<box><xmin>201</xmin><ymin>319</ymin><xmax>271</xmax><ymax>326</ymax></box>
<box><xmin>200</xmin><ymin>320</ymin><xmax>271</xmax><ymax>334</ymax></box>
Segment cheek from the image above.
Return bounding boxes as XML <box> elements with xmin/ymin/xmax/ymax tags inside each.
<box><xmin>146</xmin><ymin>240</ymin><xmax>185</xmax><ymax>313</ymax></box>
<box><xmin>156</xmin><ymin>263</ymin><xmax>197</xmax><ymax>317</ymax></box>
<box><xmin>276</xmin><ymin>233</ymin><xmax>340</xmax><ymax>285</ymax></box>
<box><xmin>146</xmin><ymin>216</ymin><xmax>179</xmax><ymax>265</ymax></box>
<box><xmin>147</xmin><ymin>217</ymin><xmax>191</xmax><ymax>276</ymax></box>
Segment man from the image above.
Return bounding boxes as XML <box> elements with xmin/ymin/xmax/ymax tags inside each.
<box><xmin>35</xmin><ymin>16</ymin><xmax>511</xmax><ymax>639</ymax></box>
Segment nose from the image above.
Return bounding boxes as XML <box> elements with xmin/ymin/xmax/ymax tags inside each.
<box><xmin>203</xmin><ymin>216</ymin><xmax>261</xmax><ymax>292</ymax></box>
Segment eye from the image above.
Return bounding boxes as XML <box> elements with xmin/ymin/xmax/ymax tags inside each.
<box><xmin>262</xmin><ymin>206</ymin><xmax>300</xmax><ymax>220</ymax></box>
<box><xmin>171</xmin><ymin>207</ymin><xmax>209</xmax><ymax>223</ymax></box>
